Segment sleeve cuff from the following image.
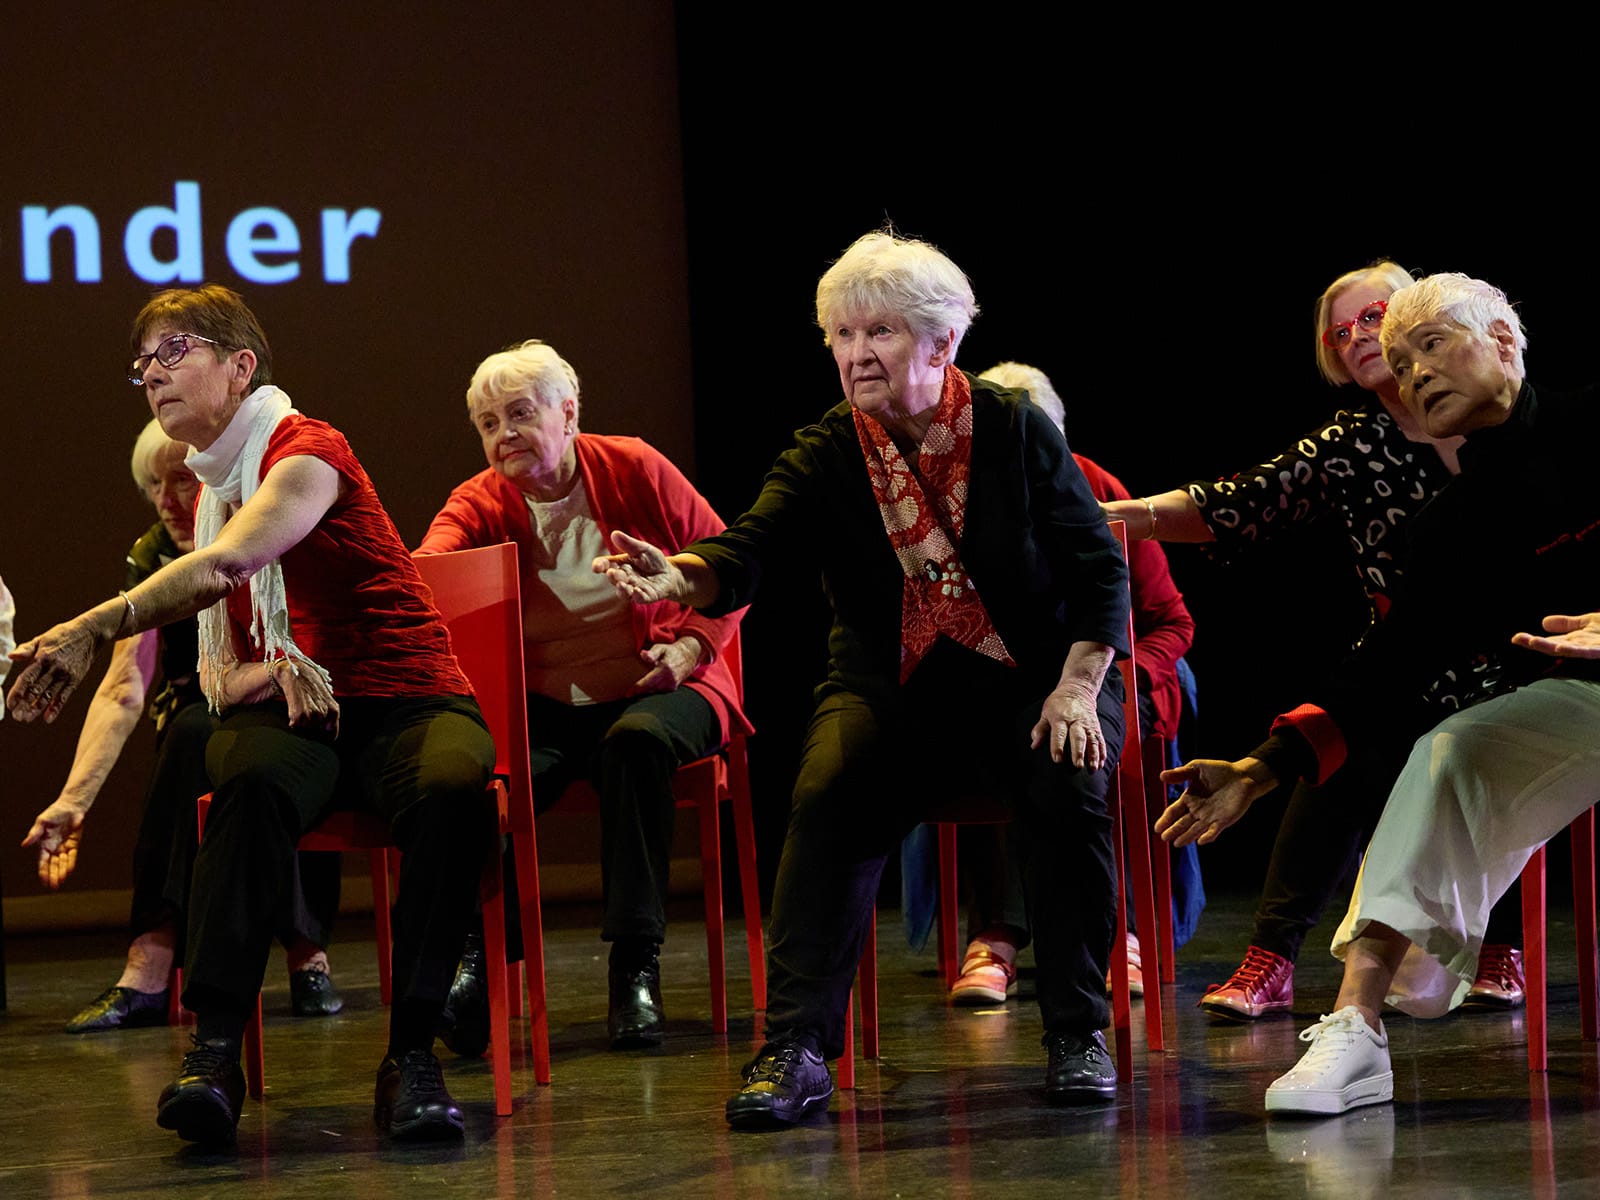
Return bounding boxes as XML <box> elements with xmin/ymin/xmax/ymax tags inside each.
<box><xmin>1267</xmin><ymin>704</ymin><xmax>1348</xmax><ymax>786</ymax></box>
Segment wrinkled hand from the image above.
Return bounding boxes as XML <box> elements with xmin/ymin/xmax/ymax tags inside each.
<box><xmin>279</xmin><ymin>660</ymin><xmax>340</xmax><ymax>738</ymax></box>
<box><xmin>633</xmin><ymin>637</ymin><xmax>703</xmax><ymax>695</ymax></box>
<box><xmin>6</xmin><ymin>616</ymin><xmax>103</xmax><ymax>724</ymax></box>
<box><xmin>1512</xmin><ymin>612</ymin><xmax>1600</xmax><ymax>659</ymax></box>
<box><xmin>593</xmin><ymin>531</ymin><xmax>685</xmax><ymax>605</ymax></box>
<box><xmin>1029</xmin><ymin>684</ymin><xmax>1107</xmax><ymax>770</ymax></box>
<box><xmin>22</xmin><ymin>799</ymin><xmax>87</xmax><ymax>888</ymax></box>
<box><xmin>1154</xmin><ymin>758</ymin><xmax>1276</xmax><ymax>847</ymax></box>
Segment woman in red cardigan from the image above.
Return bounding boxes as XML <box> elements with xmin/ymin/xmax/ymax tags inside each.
<box><xmin>417</xmin><ymin>339</ymin><xmax>748</xmax><ymax>1051</ymax></box>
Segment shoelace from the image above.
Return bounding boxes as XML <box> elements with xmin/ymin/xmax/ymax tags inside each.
<box><xmin>180</xmin><ymin>1037</ymin><xmax>237</xmax><ymax>1077</ymax></box>
<box><xmin>394</xmin><ymin>1050</ymin><xmax>449</xmax><ymax>1097</ymax></box>
<box><xmin>746</xmin><ymin>1044</ymin><xmax>805</xmax><ymax>1084</ymax></box>
<box><xmin>1221</xmin><ymin>946</ymin><xmax>1287</xmax><ymax>990</ymax></box>
<box><xmin>1293</xmin><ymin>1011</ymin><xmax>1369</xmax><ymax>1070</ymax></box>
<box><xmin>1475</xmin><ymin>947</ymin><xmax>1520</xmax><ymax>990</ymax></box>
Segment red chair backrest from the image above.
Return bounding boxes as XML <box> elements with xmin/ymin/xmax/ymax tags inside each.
<box><xmin>413</xmin><ymin>544</ymin><xmax>534</xmax><ymax>828</ymax></box>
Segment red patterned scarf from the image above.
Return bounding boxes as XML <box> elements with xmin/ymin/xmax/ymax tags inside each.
<box><xmin>853</xmin><ymin>366</ymin><xmax>1015</xmax><ymax>683</ymax></box>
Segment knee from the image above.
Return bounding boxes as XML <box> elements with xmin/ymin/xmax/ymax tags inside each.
<box><xmin>599</xmin><ymin>715</ymin><xmax>674</xmax><ymax>771</ymax></box>
<box><xmin>166</xmin><ymin>701</ymin><xmax>218</xmax><ymax>751</ymax></box>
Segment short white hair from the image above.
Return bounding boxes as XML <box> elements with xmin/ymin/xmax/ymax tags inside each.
<box><xmin>1380</xmin><ymin>273</ymin><xmax>1528</xmax><ymax>377</ymax></box>
<box><xmin>130</xmin><ymin>418</ymin><xmax>174</xmax><ymax>493</ymax></box>
<box><xmin>815</xmin><ymin>231</ymin><xmax>978</xmax><ymax>354</ymax></box>
<box><xmin>466</xmin><ymin>339</ymin><xmax>581</xmax><ymax>422</ymax></box>
<box><xmin>979</xmin><ymin>361</ymin><xmax>1064</xmax><ymax>434</ymax></box>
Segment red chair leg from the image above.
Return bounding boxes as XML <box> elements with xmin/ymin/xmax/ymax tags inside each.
<box><xmin>729</xmin><ymin>743</ymin><xmax>767</xmax><ymax>1012</ymax></box>
<box><xmin>511</xmin><ymin>817</ymin><xmax>551</xmax><ymax>1086</ymax></box>
<box><xmin>1117</xmin><ymin>710</ymin><xmax>1165</xmax><ymax>1052</ymax></box>
<box><xmin>1523</xmin><ymin>846</ymin><xmax>1548</xmax><ymax>1072</ymax></box>
<box><xmin>1108</xmin><ymin>761</ymin><xmax>1133</xmax><ymax>1081</ymax></box>
<box><xmin>862</xmin><ymin>912</ymin><xmax>879</xmax><ymax>1061</ymax></box>
<box><xmin>840</xmin><ymin>988</ymin><xmax>856</xmax><ymax>1090</ymax></box>
<box><xmin>370</xmin><ymin>848</ymin><xmax>395</xmax><ymax>1006</ymax></box>
<box><xmin>1573</xmin><ymin>808</ymin><xmax>1598</xmax><ymax>1042</ymax></box>
<box><xmin>938</xmin><ymin>823</ymin><xmax>960</xmax><ymax>992</ymax></box>
<box><xmin>1145</xmin><ymin>737</ymin><xmax>1177</xmax><ymax>985</ymax></box>
<box><xmin>700</xmin><ymin>794</ymin><xmax>729</xmax><ymax>1034</ymax></box>
<box><xmin>167</xmin><ymin>967</ymin><xmax>186</xmax><ymax>1026</ymax></box>
<box><xmin>480</xmin><ymin>851</ymin><xmax>513</xmax><ymax>1117</ymax></box>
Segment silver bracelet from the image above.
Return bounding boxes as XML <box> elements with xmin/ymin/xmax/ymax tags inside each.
<box><xmin>117</xmin><ymin>590</ymin><xmax>137</xmax><ymax>635</ymax></box>
<box><xmin>1142</xmin><ymin>497</ymin><xmax>1159</xmax><ymax>540</ymax></box>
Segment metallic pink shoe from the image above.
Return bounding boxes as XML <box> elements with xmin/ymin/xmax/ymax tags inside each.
<box><xmin>1199</xmin><ymin>945</ymin><xmax>1293</xmax><ymax>1021</ymax></box>
<box><xmin>1463</xmin><ymin>944</ymin><xmax>1525</xmax><ymax>1009</ymax></box>
<box><xmin>1105</xmin><ymin>932</ymin><xmax>1145</xmax><ymax>998</ymax></box>
<box><xmin>950</xmin><ymin>938</ymin><xmax>1018</xmax><ymax>1005</ymax></box>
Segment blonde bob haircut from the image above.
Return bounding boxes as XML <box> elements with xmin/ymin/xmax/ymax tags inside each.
<box><xmin>1379</xmin><ymin>273</ymin><xmax>1528</xmax><ymax>378</ymax></box>
<box><xmin>979</xmin><ymin>361</ymin><xmax>1065</xmax><ymax>435</ymax></box>
<box><xmin>466</xmin><ymin>339</ymin><xmax>582</xmax><ymax>423</ymax></box>
<box><xmin>815</xmin><ymin>231</ymin><xmax>979</xmax><ymax>356</ymax></box>
<box><xmin>1313</xmin><ymin>261</ymin><xmax>1416</xmax><ymax>386</ymax></box>
<box><xmin>130</xmin><ymin>418</ymin><xmax>176</xmax><ymax>493</ymax></box>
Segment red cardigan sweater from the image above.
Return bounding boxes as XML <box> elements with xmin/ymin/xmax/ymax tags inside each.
<box><xmin>416</xmin><ymin>434</ymin><xmax>751</xmax><ymax>743</ymax></box>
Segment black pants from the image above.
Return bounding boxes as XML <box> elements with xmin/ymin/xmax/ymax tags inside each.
<box><xmin>765</xmin><ymin>645</ymin><xmax>1125</xmax><ymax>1059</ymax></box>
<box><xmin>1253</xmin><ymin>730</ymin><xmax>1522</xmax><ymax>961</ymax></box>
<box><xmin>182</xmin><ymin>695</ymin><xmax>495</xmax><ymax>1031</ymax></box>
<box><xmin>129</xmin><ymin>697</ymin><xmax>341</xmax><ymax>961</ymax></box>
<box><xmin>497</xmin><ymin>688</ymin><xmax>721</xmax><ymax>955</ymax></box>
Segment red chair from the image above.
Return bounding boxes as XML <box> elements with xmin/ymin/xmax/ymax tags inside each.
<box><xmin>536</xmin><ymin>629</ymin><xmax>766</xmax><ymax>1033</ymax></box>
<box><xmin>1519</xmin><ymin>806</ymin><xmax>1598</xmax><ymax>1071</ymax></box>
<box><xmin>196</xmin><ymin>542</ymin><xmax>543</xmax><ymax>1118</ymax></box>
<box><xmin>839</xmin><ymin>522</ymin><xmax>1160</xmax><ymax>1085</ymax></box>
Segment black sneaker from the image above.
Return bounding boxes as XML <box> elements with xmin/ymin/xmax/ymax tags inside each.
<box><xmin>1044</xmin><ymin>1029</ymin><xmax>1117</xmax><ymax>1104</ymax></box>
<box><xmin>290</xmin><ymin>968</ymin><xmax>344</xmax><ymax>1017</ymax></box>
<box><xmin>725</xmin><ymin>1036</ymin><xmax>833</xmax><ymax>1128</ymax></box>
<box><xmin>375</xmin><ymin>1050</ymin><xmax>465</xmax><ymax>1141</ymax></box>
<box><xmin>66</xmin><ymin>984</ymin><xmax>169</xmax><ymax>1034</ymax></box>
<box><xmin>156</xmin><ymin>1036</ymin><xmax>246</xmax><ymax>1144</ymax></box>
<box><xmin>437</xmin><ymin>933</ymin><xmax>489</xmax><ymax>1057</ymax></box>
<box><xmin>608</xmin><ymin>941</ymin><xmax>665</xmax><ymax>1048</ymax></box>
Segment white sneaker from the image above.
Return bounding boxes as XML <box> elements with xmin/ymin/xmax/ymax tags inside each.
<box><xmin>1265</xmin><ymin>1006</ymin><xmax>1393</xmax><ymax>1116</ymax></box>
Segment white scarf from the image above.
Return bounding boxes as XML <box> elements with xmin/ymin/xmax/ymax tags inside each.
<box><xmin>187</xmin><ymin>384</ymin><xmax>334</xmax><ymax>713</ymax></box>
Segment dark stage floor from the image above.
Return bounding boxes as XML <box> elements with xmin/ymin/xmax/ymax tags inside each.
<box><xmin>2</xmin><ymin>891</ymin><xmax>1597</xmax><ymax>1198</ymax></box>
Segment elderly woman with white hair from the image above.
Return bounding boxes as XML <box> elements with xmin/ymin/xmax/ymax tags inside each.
<box><xmin>21</xmin><ymin>420</ymin><xmax>343</xmax><ymax>1034</ymax></box>
<box><xmin>597</xmin><ymin>231</ymin><xmax>1131</xmax><ymax>1126</ymax></box>
<box><xmin>418</xmin><ymin>339</ymin><xmax>749</xmax><ymax>1052</ymax></box>
<box><xmin>1156</xmin><ymin>273</ymin><xmax>1600</xmax><ymax>1115</ymax></box>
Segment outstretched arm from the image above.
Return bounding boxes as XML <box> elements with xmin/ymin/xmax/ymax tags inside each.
<box><xmin>1512</xmin><ymin>612</ymin><xmax>1600</xmax><ymax>659</ymax></box>
<box><xmin>21</xmin><ymin>631</ymin><xmax>159</xmax><ymax>887</ymax></box>
<box><xmin>594</xmin><ymin>530</ymin><xmax>723</xmax><ymax>610</ymax></box>
<box><xmin>1102</xmin><ymin>489</ymin><xmax>1216</xmax><ymax>543</ymax></box>
<box><xmin>7</xmin><ymin>455</ymin><xmax>343</xmax><ymax>724</ymax></box>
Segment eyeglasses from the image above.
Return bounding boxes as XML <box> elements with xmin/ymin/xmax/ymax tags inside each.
<box><xmin>128</xmin><ymin>333</ymin><xmax>232</xmax><ymax>386</ymax></box>
<box><xmin>1321</xmin><ymin>300</ymin><xmax>1388</xmax><ymax>349</ymax></box>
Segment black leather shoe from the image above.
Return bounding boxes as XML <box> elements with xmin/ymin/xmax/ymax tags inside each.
<box><xmin>725</xmin><ymin>1036</ymin><xmax>834</xmax><ymax>1128</ymax></box>
<box><xmin>375</xmin><ymin>1050</ymin><xmax>465</xmax><ymax>1141</ymax></box>
<box><xmin>66</xmin><ymin>984</ymin><xmax>169</xmax><ymax>1035</ymax></box>
<box><xmin>608</xmin><ymin>942</ymin><xmax>665</xmax><ymax>1048</ymax></box>
<box><xmin>1044</xmin><ymin>1029</ymin><xmax>1117</xmax><ymax>1104</ymax></box>
<box><xmin>290</xmin><ymin>968</ymin><xmax>344</xmax><ymax>1017</ymax></box>
<box><xmin>438</xmin><ymin>933</ymin><xmax>489</xmax><ymax>1057</ymax></box>
<box><xmin>156</xmin><ymin>1036</ymin><xmax>246</xmax><ymax>1144</ymax></box>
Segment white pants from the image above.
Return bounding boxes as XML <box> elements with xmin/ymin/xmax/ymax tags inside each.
<box><xmin>1332</xmin><ymin>678</ymin><xmax>1600</xmax><ymax>1016</ymax></box>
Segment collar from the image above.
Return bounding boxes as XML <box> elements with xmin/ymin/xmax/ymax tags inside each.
<box><xmin>1457</xmin><ymin>380</ymin><xmax>1536</xmax><ymax>472</ymax></box>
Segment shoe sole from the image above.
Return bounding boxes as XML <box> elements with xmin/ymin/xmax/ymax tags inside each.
<box><xmin>1199</xmin><ymin>997</ymin><xmax>1292</xmax><ymax>1022</ymax></box>
<box><xmin>1265</xmin><ymin>1071</ymin><xmax>1393</xmax><ymax>1116</ymax></box>
<box><xmin>610</xmin><ymin>1030</ymin><xmax>665</xmax><ymax>1049</ymax></box>
<box><xmin>950</xmin><ymin>983</ymin><xmax>1015</xmax><ymax>1006</ymax></box>
<box><xmin>1460</xmin><ymin>992</ymin><xmax>1525</xmax><ymax>1010</ymax></box>
<box><xmin>157</xmin><ymin>1094</ymin><xmax>239</xmax><ymax>1145</ymax></box>
<box><xmin>725</xmin><ymin>1089</ymin><xmax>834</xmax><ymax>1129</ymax></box>
<box><xmin>1047</xmin><ymin>1082</ymin><xmax>1117</xmax><ymax>1105</ymax></box>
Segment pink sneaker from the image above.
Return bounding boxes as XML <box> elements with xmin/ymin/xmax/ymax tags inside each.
<box><xmin>1463</xmin><ymin>944</ymin><xmax>1525</xmax><ymax>1009</ymax></box>
<box><xmin>1106</xmin><ymin>932</ymin><xmax>1144</xmax><ymax>998</ymax></box>
<box><xmin>950</xmin><ymin>938</ymin><xmax>1017</xmax><ymax>1005</ymax></box>
<box><xmin>1199</xmin><ymin>944</ymin><xmax>1294</xmax><ymax>1021</ymax></box>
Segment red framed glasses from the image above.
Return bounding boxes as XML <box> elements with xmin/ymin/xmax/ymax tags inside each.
<box><xmin>1321</xmin><ymin>300</ymin><xmax>1388</xmax><ymax>349</ymax></box>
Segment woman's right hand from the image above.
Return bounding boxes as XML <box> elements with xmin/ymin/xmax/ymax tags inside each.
<box><xmin>277</xmin><ymin>659</ymin><xmax>340</xmax><ymax>738</ymax></box>
<box><xmin>1154</xmin><ymin>756</ymin><xmax>1278</xmax><ymax>847</ymax></box>
<box><xmin>22</xmin><ymin>798</ymin><xmax>88</xmax><ymax>888</ymax></box>
<box><xmin>594</xmin><ymin>531</ymin><xmax>686</xmax><ymax>604</ymax></box>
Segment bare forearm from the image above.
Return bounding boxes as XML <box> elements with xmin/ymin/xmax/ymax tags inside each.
<box><xmin>1056</xmin><ymin>640</ymin><xmax>1116</xmax><ymax>695</ymax></box>
<box><xmin>1103</xmin><ymin>488</ymin><xmax>1215</xmax><ymax>543</ymax></box>
<box><xmin>55</xmin><ymin>638</ymin><xmax>154</xmax><ymax>813</ymax></box>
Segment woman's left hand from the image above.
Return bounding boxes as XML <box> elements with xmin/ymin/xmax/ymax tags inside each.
<box><xmin>6</xmin><ymin>614</ymin><xmax>108</xmax><ymax>724</ymax></box>
<box><xmin>633</xmin><ymin>637</ymin><xmax>704</xmax><ymax>694</ymax></box>
<box><xmin>1030</xmin><ymin>683</ymin><xmax>1107</xmax><ymax>770</ymax></box>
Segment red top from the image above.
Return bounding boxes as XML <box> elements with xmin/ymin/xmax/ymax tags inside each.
<box><xmin>1074</xmin><ymin>455</ymin><xmax>1195</xmax><ymax>740</ymax></box>
<box><xmin>225</xmin><ymin>416</ymin><xmax>471</xmax><ymax>699</ymax></box>
<box><xmin>417</xmin><ymin>433</ymin><xmax>751</xmax><ymax>744</ymax></box>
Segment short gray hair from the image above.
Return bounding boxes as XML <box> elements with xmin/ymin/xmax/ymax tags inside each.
<box><xmin>979</xmin><ymin>361</ymin><xmax>1064</xmax><ymax>435</ymax></box>
<box><xmin>130</xmin><ymin>418</ymin><xmax>174</xmax><ymax>494</ymax></box>
<box><xmin>1380</xmin><ymin>273</ymin><xmax>1527</xmax><ymax>377</ymax></box>
<box><xmin>815</xmin><ymin>231</ymin><xmax>978</xmax><ymax>354</ymax></box>
<box><xmin>466</xmin><ymin>339</ymin><xmax>581</xmax><ymax>422</ymax></box>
